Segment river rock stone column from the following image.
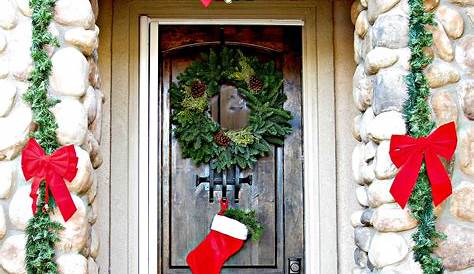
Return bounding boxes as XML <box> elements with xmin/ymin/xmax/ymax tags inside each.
<box><xmin>351</xmin><ymin>0</ymin><xmax>474</xmax><ymax>273</ymax></box>
<box><xmin>0</xmin><ymin>0</ymin><xmax>103</xmax><ymax>273</ymax></box>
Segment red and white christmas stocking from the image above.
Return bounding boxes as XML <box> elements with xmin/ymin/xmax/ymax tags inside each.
<box><xmin>186</xmin><ymin>202</ymin><xmax>248</xmax><ymax>274</ymax></box>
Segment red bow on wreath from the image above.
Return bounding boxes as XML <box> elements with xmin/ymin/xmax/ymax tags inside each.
<box><xmin>21</xmin><ymin>138</ymin><xmax>78</xmax><ymax>221</ymax></box>
<box><xmin>389</xmin><ymin>122</ymin><xmax>457</xmax><ymax>208</ymax></box>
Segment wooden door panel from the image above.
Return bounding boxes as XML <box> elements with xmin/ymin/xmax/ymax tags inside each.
<box><xmin>281</xmin><ymin>41</ymin><xmax>304</xmax><ymax>261</ymax></box>
<box><xmin>222</xmin><ymin>27</ymin><xmax>285</xmax><ymax>51</ymax></box>
<box><xmin>166</xmin><ymin>51</ymin><xmax>279</xmax><ymax>267</ymax></box>
<box><xmin>215</xmin><ymin>85</ymin><xmax>250</xmax><ymax>130</ymax></box>
<box><xmin>159</xmin><ymin>26</ymin><xmax>303</xmax><ymax>273</ymax></box>
<box><xmin>167</xmin><ymin>54</ymin><xmax>216</xmax><ymax>267</ymax></box>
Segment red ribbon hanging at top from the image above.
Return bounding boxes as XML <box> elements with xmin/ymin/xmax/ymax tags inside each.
<box><xmin>201</xmin><ymin>0</ymin><xmax>212</xmax><ymax>7</ymax></box>
<box><xmin>389</xmin><ymin>122</ymin><xmax>457</xmax><ymax>208</ymax></box>
<box><xmin>218</xmin><ymin>199</ymin><xmax>229</xmax><ymax>215</ymax></box>
<box><xmin>200</xmin><ymin>0</ymin><xmax>230</xmax><ymax>8</ymax></box>
<box><xmin>21</xmin><ymin>138</ymin><xmax>78</xmax><ymax>221</ymax></box>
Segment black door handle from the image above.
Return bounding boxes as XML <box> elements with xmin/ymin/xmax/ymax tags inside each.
<box><xmin>195</xmin><ymin>166</ymin><xmax>252</xmax><ymax>203</ymax></box>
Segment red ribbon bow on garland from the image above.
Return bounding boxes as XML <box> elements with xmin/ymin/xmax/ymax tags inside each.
<box><xmin>389</xmin><ymin>122</ymin><xmax>457</xmax><ymax>208</ymax></box>
<box><xmin>21</xmin><ymin>138</ymin><xmax>78</xmax><ymax>221</ymax></box>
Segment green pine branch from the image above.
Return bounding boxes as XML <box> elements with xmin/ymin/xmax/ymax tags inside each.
<box><xmin>25</xmin><ymin>183</ymin><xmax>63</xmax><ymax>274</ymax></box>
<box><xmin>404</xmin><ymin>0</ymin><xmax>444</xmax><ymax>273</ymax></box>
<box><xmin>224</xmin><ymin>208</ymin><xmax>264</xmax><ymax>242</ymax></box>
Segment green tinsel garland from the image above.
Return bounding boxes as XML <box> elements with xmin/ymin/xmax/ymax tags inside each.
<box><xmin>405</xmin><ymin>0</ymin><xmax>444</xmax><ymax>273</ymax></box>
<box><xmin>22</xmin><ymin>0</ymin><xmax>63</xmax><ymax>273</ymax></box>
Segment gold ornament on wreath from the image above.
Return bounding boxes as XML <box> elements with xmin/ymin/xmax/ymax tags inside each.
<box><xmin>170</xmin><ymin>48</ymin><xmax>293</xmax><ymax>172</ymax></box>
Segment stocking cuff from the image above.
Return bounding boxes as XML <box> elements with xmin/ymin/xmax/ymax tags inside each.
<box><xmin>211</xmin><ymin>215</ymin><xmax>248</xmax><ymax>240</ymax></box>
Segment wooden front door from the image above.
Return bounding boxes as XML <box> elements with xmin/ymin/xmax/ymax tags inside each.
<box><xmin>158</xmin><ymin>25</ymin><xmax>304</xmax><ymax>274</ymax></box>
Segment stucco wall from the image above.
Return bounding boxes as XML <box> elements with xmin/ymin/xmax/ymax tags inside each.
<box><xmin>95</xmin><ymin>0</ymin><xmax>358</xmax><ymax>272</ymax></box>
<box><xmin>351</xmin><ymin>0</ymin><xmax>474</xmax><ymax>273</ymax></box>
<box><xmin>335</xmin><ymin>1</ymin><xmax>362</xmax><ymax>273</ymax></box>
<box><xmin>95</xmin><ymin>0</ymin><xmax>111</xmax><ymax>273</ymax></box>
<box><xmin>0</xmin><ymin>0</ymin><xmax>104</xmax><ymax>273</ymax></box>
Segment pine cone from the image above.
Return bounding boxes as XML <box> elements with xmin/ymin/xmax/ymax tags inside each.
<box><xmin>191</xmin><ymin>81</ymin><xmax>207</xmax><ymax>98</ymax></box>
<box><xmin>214</xmin><ymin>131</ymin><xmax>231</xmax><ymax>147</ymax></box>
<box><xmin>249</xmin><ymin>75</ymin><xmax>263</xmax><ymax>92</ymax></box>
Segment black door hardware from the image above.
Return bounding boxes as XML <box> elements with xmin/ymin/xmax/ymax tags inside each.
<box><xmin>288</xmin><ymin>257</ymin><xmax>302</xmax><ymax>274</ymax></box>
<box><xmin>195</xmin><ymin>166</ymin><xmax>252</xmax><ymax>203</ymax></box>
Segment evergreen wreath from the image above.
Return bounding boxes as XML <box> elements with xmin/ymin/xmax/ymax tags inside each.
<box><xmin>170</xmin><ymin>48</ymin><xmax>292</xmax><ymax>173</ymax></box>
<box><xmin>405</xmin><ymin>1</ymin><xmax>445</xmax><ymax>273</ymax></box>
<box><xmin>23</xmin><ymin>0</ymin><xmax>63</xmax><ymax>273</ymax></box>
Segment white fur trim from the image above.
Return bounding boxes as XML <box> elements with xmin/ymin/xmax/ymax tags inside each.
<box><xmin>211</xmin><ymin>215</ymin><xmax>248</xmax><ymax>240</ymax></box>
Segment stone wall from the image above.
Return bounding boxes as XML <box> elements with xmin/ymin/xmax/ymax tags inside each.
<box><xmin>351</xmin><ymin>0</ymin><xmax>474</xmax><ymax>273</ymax></box>
<box><xmin>0</xmin><ymin>0</ymin><xmax>103</xmax><ymax>273</ymax></box>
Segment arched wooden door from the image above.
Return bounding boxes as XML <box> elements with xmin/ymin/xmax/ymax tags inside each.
<box><xmin>158</xmin><ymin>25</ymin><xmax>304</xmax><ymax>273</ymax></box>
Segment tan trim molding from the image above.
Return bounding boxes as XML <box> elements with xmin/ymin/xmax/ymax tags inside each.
<box><xmin>110</xmin><ymin>1</ymin><xmax>336</xmax><ymax>273</ymax></box>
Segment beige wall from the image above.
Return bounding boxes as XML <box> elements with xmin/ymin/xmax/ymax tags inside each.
<box><xmin>96</xmin><ymin>0</ymin><xmax>113</xmax><ymax>272</ymax></box>
<box><xmin>96</xmin><ymin>1</ymin><xmax>357</xmax><ymax>273</ymax></box>
<box><xmin>334</xmin><ymin>1</ymin><xmax>360</xmax><ymax>273</ymax></box>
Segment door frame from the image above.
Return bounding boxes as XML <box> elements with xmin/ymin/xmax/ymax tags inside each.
<box><xmin>110</xmin><ymin>1</ymin><xmax>337</xmax><ymax>273</ymax></box>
